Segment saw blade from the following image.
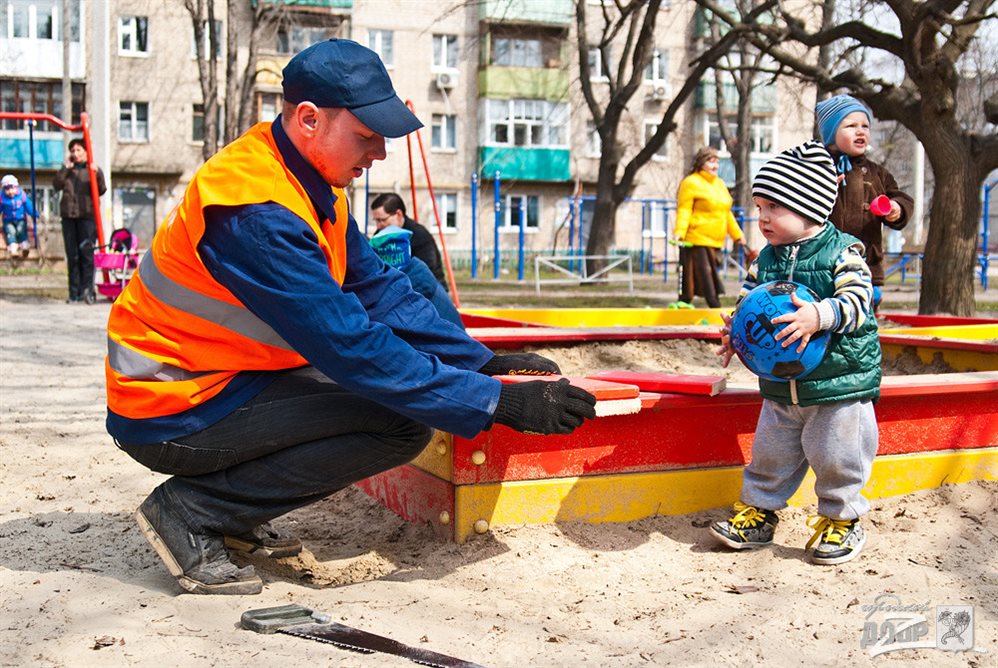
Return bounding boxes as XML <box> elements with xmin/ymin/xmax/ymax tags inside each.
<box><xmin>278</xmin><ymin>621</ymin><xmax>485</xmax><ymax>668</ymax></box>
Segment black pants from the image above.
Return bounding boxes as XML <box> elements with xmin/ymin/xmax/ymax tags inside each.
<box><xmin>61</xmin><ymin>216</ymin><xmax>97</xmax><ymax>300</ymax></box>
<box><xmin>116</xmin><ymin>366</ymin><xmax>433</xmax><ymax>536</ymax></box>
<box><xmin>678</xmin><ymin>245</ymin><xmax>724</xmax><ymax>308</ymax></box>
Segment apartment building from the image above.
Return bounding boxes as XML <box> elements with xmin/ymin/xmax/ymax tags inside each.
<box><xmin>0</xmin><ymin>0</ymin><xmax>814</xmax><ymax>263</ymax></box>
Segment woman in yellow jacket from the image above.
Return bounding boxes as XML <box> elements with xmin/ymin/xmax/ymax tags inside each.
<box><xmin>673</xmin><ymin>147</ymin><xmax>746</xmax><ymax>307</ymax></box>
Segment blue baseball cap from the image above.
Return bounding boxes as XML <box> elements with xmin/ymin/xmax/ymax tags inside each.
<box><xmin>282</xmin><ymin>39</ymin><xmax>422</xmax><ymax>138</ymax></box>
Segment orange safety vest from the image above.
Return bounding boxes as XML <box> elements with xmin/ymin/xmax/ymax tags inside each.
<box><xmin>106</xmin><ymin>123</ymin><xmax>349</xmax><ymax>420</ymax></box>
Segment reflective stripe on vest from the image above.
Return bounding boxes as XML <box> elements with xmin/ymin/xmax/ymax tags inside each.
<box><xmin>137</xmin><ymin>251</ymin><xmax>294</xmax><ymax>351</ymax></box>
<box><xmin>106</xmin><ymin>122</ymin><xmax>349</xmax><ymax>421</ymax></box>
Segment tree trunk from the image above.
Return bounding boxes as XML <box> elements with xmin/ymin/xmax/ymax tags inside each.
<box><xmin>918</xmin><ymin>144</ymin><xmax>981</xmax><ymax>316</ymax></box>
<box><xmin>585</xmin><ymin>156</ymin><xmax>624</xmax><ymax>274</ymax></box>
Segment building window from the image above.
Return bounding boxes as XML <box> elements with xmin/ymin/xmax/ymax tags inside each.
<box><xmin>368</xmin><ymin>29</ymin><xmax>393</xmax><ymax>67</ymax></box>
<box><xmin>585</xmin><ymin>119</ymin><xmax>602</xmax><ymax>157</ymax></box>
<box><xmin>0</xmin><ymin>78</ymin><xmax>84</xmax><ymax>129</ymax></box>
<box><xmin>485</xmin><ymin>99</ymin><xmax>568</xmax><ymax>148</ymax></box>
<box><xmin>119</xmin><ymin>16</ymin><xmax>149</xmax><ymax>55</ymax></box>
<box><xmin>276</xmin><ymin>26</ymin><xmax>331</xmax><ymax>55</ymax></box>
<box><xmin>192</xmin><ymin>19</ymin><xmax>223</xmax><ymax>59</ymax></box>
<box><xmin>433</xmin><ymin>193</ymin><xmax>458</xmax><ymax>231</ymax></box>
<box><xmin>431</xmin><ymin>114</ymin><xmax>457</xmax><ymax>150</ymax></box>
<box><xmin>644</xmin><ymin>49</ymin><xmax>668</xmax><ymax>82</ymax></box>
<box><xmin>192</xmin><ymin>103</ymin><xmax>221</xmax><ymax>142</ymax></box>
<box><xmin>257</xmin><ymin>92</ymin><xmax>280</xmax><ymax>123</ymax></box>
<box><xmin>432</xmin><ymin>34</ymin><xmax>458</xmax><ymax>70</ymax></box>
<box><xmin>644</xmin><ymin>120</ymin><xmax>668</xmax><ymax>159</ymax></box>
<box><xmin>3</xmin><ymin>0</ymin><xmax>78</xmax><ymax>40</ymax></box>
<box><xmin>492</xmin><ymin>36</ymin><xmax>542</xmax><ymax>68</ymax></box>
<box><xmin>501</xmin><ymin>194</ymin><xmax>540</xmax><ymax>230</ymax></box>
<box><xmin>587</xmin><ymin>46</ymin><xmax>610</xmax><ymax>80</ymax></box>
<box><xmin>119</xmin><ymin>101</ymin><xmax>149</xmax><ymax>142</ymax></box>
<box><xmin>705</xmin><ymin>113</ymin><xmax>775</xmax><ymax>154</ymax></box>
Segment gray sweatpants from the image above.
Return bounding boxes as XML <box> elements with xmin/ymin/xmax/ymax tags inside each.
<box><xmin>740</xmin><ymin>398</ymin><xmax>878</xmax><ymax>520</ymax></box>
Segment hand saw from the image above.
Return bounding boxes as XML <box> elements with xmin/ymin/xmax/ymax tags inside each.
<box><xmin>241</xmin><ymin>603</ymin><xmax>486</xmax><ymax>668</ymax></box>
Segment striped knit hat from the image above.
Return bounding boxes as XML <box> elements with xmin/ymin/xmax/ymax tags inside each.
<box><xmin>815</xmin><ymin>94</ymin><xmax>871</xmax><ymax>146</ymax></box>
<box><xmin>752</xmin><ymin>141</ymin><xmax>838</xmax><ymax>225</ymax></box>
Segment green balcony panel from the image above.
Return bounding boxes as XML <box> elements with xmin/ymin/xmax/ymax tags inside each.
<box><xmin>695</xmin><ymin>80</ymin><xmax>776</xmax><ymax>113</ymax></box>
<box><xmin>0</xmin><ymin>137</ymin><xmax>66</xmax><ymax>169</ymax></box>
<box><xmin>479</xmin><ymin>66</ymin><xmax>569</xmax><ymax>101</ymax></box>
<box><xmin>479</xmin><ymin>146</ymin><xmax>570</xmax><ymax>182</ymax></box>
<box><xmin>480</xmin><ymin>0</ymin><xmax>572</xmax><ymax>25</ymax></box>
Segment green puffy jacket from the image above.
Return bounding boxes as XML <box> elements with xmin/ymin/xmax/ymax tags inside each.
<box><xmin>754</xmin><ymin>224</ymin><xmax>881</xmax><ymax>406</ymax></box>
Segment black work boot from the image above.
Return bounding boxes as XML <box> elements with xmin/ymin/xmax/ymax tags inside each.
<box><xmin>136</xmin><ymin>489</ymin><xmax>262</xmax><ymax>595</ymax></box>
<box><xmin>225</xmin><ymin>522</ymin><xmax>302</xmax><ymax>558</ymax></box>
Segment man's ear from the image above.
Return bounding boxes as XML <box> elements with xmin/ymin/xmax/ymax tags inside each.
<box><xmin>296</xmin><ymin>102</ymin><xmax>320</xmax><ymax>135</ymax></box>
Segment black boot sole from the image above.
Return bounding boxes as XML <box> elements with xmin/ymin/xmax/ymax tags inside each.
<box><xmin>136</xmin><ymin>508</ymin><xmax>263</xmax><ymax>595</ymax></box>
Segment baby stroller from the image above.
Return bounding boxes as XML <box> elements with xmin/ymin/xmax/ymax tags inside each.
<box><xmin>94</xmin><ymin>227</ymin><xmax>142</xmax><ymax>301</ymax></box>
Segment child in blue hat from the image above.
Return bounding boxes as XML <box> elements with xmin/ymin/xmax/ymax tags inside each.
<box><xmin>815</xmin><ymin>94</ymin><xmax>913</xmax><ymax>311</ymax></box>
<box><xmin>1</xmin><ymin>175</ymin><xmax>38</xmax><ymax>257</ymax></box>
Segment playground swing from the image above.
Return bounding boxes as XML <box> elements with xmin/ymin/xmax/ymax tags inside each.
<box><xmin>0</xmin><ymin>111</ymin><xmax>143</xmax><ymax>300</ymax></box>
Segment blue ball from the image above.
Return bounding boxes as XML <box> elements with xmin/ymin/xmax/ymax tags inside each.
<box><xmin>731</xmin><ymin>280</ymin><xmax>831</xmax><ymax>382</ymax></box>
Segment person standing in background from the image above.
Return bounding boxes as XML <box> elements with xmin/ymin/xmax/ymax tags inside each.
<box><xmin>370</xmin><ymin>192</ymin><xmax>447</xmax><ymax>289</ymax></box>
<box><xmin>54</xmin><ymin>138</ymin><xmax>107</xmax><ymax>304</ymax></box>
<box><xmin>673</xmin><ymin>147</ymin><xmax>747</xmax><ymax>308</ymax></box>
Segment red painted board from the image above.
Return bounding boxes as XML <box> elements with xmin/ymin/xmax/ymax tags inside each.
<box><xmin>494</xmin><ymin>374</ymin><xmax>640</xmax><ymax>400</ymax></box>
<box><xmin>587</xmin><ymin>370</ymin><xmax>727</xmax><ymax>396</ymax></box>
<box><xmin>447</xmin><ymin>376</ymin><xmax>997</xmax><ymax>484</ymax></box>
<box><xmin>880</xmin><ymin>372</ymin><xmax>998</xmax><ymax>396</ymax></box>
<box><xmin>355</xmin><ymin>464</ymin><xmax>454</xmax><ymax>540</ymax></box>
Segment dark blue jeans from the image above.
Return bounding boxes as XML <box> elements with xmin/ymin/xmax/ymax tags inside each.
<box><xmin>117</xmin><ymin>366</ymin><xmax>432</xmax><ymax>536</ymax></box>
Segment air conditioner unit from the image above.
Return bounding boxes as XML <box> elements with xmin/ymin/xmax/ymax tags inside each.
<box><xmin>650</xmin><ymin>83</ymin><xmax>669</xmax><ymax>100</ymax></box>
<box><xmin>435</xmin><ymin>71</ymin><xmax>458</xmax><ymax>90</ymax></box>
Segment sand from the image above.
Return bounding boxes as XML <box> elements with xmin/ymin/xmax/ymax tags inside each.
<box><xmin>0</xmin><ymin>297</ymin><xmax>994</xmax><ymax>667</ymax></box>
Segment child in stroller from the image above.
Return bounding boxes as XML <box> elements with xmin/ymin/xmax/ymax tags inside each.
<box><xmin>93</xmin><ymin>228</ymin><xmax>141</xmax><ymax>301</ymax></box>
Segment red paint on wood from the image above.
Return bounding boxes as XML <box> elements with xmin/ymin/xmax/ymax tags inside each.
<box><xmin>355</xmin><ymin>465</ymin><xmax>454</xmax><ymax>540</ymax></box>
<box><xmin>588</xmin><ymin>370</ymin><xmax>727</xmax><ymax>396</ymax></box>
<box><xmin>495</xmin><ymin>374</ymin><xmax>640</xmax><ymax>400</ymax></box>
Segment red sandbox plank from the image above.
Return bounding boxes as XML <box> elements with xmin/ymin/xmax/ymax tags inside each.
<box><xmin>587</xmin><ymin>370</ymin><xmax>727</xmax><ymax>396</ymax></box>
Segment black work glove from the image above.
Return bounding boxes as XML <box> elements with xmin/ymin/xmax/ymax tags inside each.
<box><xmin>493</xmin><ymin>378</ymin><xmax>596</xmax><ymax>435</ymax></box>
<box><xmin>478</xmin><ymin>352</ymin><xmax>561</xmax><ymax>376</ymax></box>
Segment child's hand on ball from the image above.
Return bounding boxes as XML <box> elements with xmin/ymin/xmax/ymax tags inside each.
<box><xmin>771</xmin><ymin>292</ymin><xmax>821</xmax><ymax>353</ymax></box>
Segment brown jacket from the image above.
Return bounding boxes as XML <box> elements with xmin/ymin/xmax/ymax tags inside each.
<box><xmin>53</xmin><ymin>163</ymin><xmax>107</xmax><ymax>219</ymax></box>
<box><xmin>827</xmin><ymin>154</ymin><xmax>913</xmax><ymax>286</ymax></box>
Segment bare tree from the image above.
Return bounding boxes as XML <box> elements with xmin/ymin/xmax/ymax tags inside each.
<box><xmin>707</xmin><ymin>0</ymin><xmax>998</xmax><ymax>315</ymax></box>
<box><xmin>576</xmin><ymin>0</ymin><xmax>777</xmax><ymax>271</ymax></box>
<box><xmin>702</xmin><ymin>1</ymin><xmax>780</xmax><ymax>211</ymax></box>
<box><xmin>185</xmin><ymin>0</ymin><xmax>221</xmax><ymax>161</ymax></box>
<box><xmin>188</xmin><ymin>0</ymin><xmax>289</xmax><ymax>158</ymax></box>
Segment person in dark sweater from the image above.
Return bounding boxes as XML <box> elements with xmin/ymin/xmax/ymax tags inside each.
<box><xmin>53</xmin><ymin>138</ymin><xmax>107</xmax><ymax>304</ymax></box>
<box><xmin>370</xmin><ymin>192</ymin><xmax>447</xmax><ymax>289</ymax></box>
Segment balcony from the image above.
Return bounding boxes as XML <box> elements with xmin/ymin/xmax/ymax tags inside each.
<box><xmin>479</xmin><ymin>66</ymin><xmax>569</xmax><ymax>101</ymax></box>
<box><xmin>479</xmin><ymin>0</ymin><xmax>572</xmax><ymax>25</ymax></box>
<box><xmin>479</xmin><ymin>146</ymin><xmax>570</xmax><ymax>182</ymax></box>
<box><xmin>0</xmin><ymin>134</ymin><xmax>64</xmax><ymax>169</ymax></box>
